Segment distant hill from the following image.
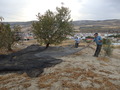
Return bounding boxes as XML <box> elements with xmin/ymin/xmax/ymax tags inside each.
<box><xmin>3</xmin><ymin>19</ymin><xmax>120</xmax><ymax>26</ymax></box>
<box><xmin>3</xmin><ymin>21</ymin><xmax>33</xmax><ymax>27</ymax></box>
<box><xmin>73</xmin><ymin>19</ymin><xmax>120</xmax><ymax>33</ymax></box>
<box><xmin>3</xmin><ymin>19</ymin><xmax>120</xmax><ymax>33</ymax></box>
<box><xmin>73</xmin><ymin>19</ymin><xmax>120</xmax><ymax>26</ymax></box>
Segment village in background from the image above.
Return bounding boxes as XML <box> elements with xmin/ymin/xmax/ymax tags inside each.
<box><xmin>3</xmin><ymin>19</ymin><xmax>120</xmax><ymax>46</ymax></box>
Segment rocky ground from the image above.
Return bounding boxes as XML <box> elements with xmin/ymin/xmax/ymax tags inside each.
<box><xmin>0</xmin><ymin>43</ymin><xmax>120</xmax><ymax>90</ymax></box>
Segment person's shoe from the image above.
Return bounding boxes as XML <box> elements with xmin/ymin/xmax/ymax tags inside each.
<box><xmin>93</xmin><ymin>55</ymin><xmax>98</xmax><ymax>57</ymax></box>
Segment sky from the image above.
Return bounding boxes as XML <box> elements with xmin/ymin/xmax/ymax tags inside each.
<box><xmin>0</xmin><ymin>0</ymin><xmax>120</xmax><ymax>22</ymax></box>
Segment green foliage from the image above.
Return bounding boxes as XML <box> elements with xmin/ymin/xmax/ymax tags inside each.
<box><xmin>13</xmin><ymin>25</ymin><xmax>22</xmax><ymax>41</ymax></box>
<box><xmin>32</xmin><ymin>6</ymin><xmax>74</xmax><ymax>48</ymax></box>
<box><xmin>102</xmin><ymin>38</ymin><xmax>111</xmax><ymax>45</ymax></box>
<box><xmin>103</xmin><ymin>38</ymin><xmax>113</xmax><ymax>56</ymax></box>
<box><xmin>103</xmin><ymin>45</ymin><xmax>113</xmax><ymax>56</ymax></box>
<box><xmin>0</xmin><ymin>23</ymin><xmax>17</xmax><ymax>50</ymax></box>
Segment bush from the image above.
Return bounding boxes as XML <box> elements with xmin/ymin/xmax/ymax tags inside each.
<box><xmin>103</xmin><ymin>45</ymin><xmax>113</xmax><ymax>56</ymax></box>
<box><xmin>103</xmin><ymin>38</ymin><xmax>113</xmax><ymax>56</ymax></box>
<box><xmin>102</xmin><ymin>38</ymin><xmax>111</xmax><ymax>45</ymax></box>
<box><xmin>0</xmin><ymin>23</ymin><xmax>18</xmax><ymax>51</ymax></box>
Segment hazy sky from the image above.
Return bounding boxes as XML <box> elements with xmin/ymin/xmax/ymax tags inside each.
<box><xmin>0</xmin><ymin>0</ymin><xmax>120</xmax><ymax>22</ymax></box>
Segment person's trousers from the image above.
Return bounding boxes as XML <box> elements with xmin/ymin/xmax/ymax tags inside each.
<box><xmin>94</xmin><ymin>45</ymin><xmax>102</xmax><ymax>57</ymax></box>
<box><xmin>75</xmin><ymin>43</ymin><xmax>79</xmax><ymax>48</ymax></box>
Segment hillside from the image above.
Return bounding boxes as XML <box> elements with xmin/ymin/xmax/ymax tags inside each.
<box><xmin>0</xmin><ymin>43</ymin><xmax>120</xmax><ymax>90</ymax></box>
<box><xmin>73</xmin><ymin>19</ymin><xmax>120</xmax><ymax>33</ymax></box>
<box><xmin>3</xmin><ymin>19</ymin><xmax>120</xmax><ymax>33</ymax></box>
<box><xmin>4</xmin><ymin>19</ymin><xmax>120</xmax><ymax>26</ymax></box>
<box><xmin>73</xmin><ymin>19</ymin><xmax>120</xmax><ymax>26</ymax></box>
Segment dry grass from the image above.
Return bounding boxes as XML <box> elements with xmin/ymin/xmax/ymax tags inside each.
<box><xmin>62</xmin><ymin>80</ymin><xmax>82</xmax><ymax>89</ymax></box>
<box><xmin>91</xmin><ymin>77</ymin><xmax>120</xmax><ymax>90</ymax></box>
<box><xmin>62</xmin><ymin>67</ymin><xmax>83</xmax><ymax>79</ymax></box>
<box><xmin>104</xmin><ymin>79</ymin><xmax>120</xmax><ymax>90</ymax></box>
<box><xmin>0</xmin><ymin>74</ymin><xmax>18</xmax><ymax>81</ymax></box>
<box><xmin>38</xmin><ymin>83</ymin><xmax>52</xmax><ymax>88</ymax></box>
<box><xmin>0</xmin><ymin>73</ymin><xmax>32</xmax><ymax>90</ymax></box>
<box><xmin>84</xmin><ymin>87</ymin><xmax>105</xmax><ymax>90</ymax></box>
<box><xmin>0</xmin><ymin>66</ymin><xmax>120</xmax><ymax>90</ymax></box>
<box><xmin>38</xmin><ymin>67</ymin><xmax>83</xmax><ymax>88</ymax></box>
<box><xmin>0</xmin><ymin>87</ymin><xmax>8</xmax><ymax>90</ymax></box>
<box><xmin>70</xmin><ymin>72</ymin><xmax>82</xmax><ymax>79</ymax></box>
<box><xmin>22</xmin><ymin>83</ymin><xmax>31</xmax><ymax>88</ymax></box>
<box><xmin>59</xmin><ymin>39</ymin><xmax>74</xmax><ymax>46</ymax></box>
<box><xmin>112</xmin><ymin>45</ymin><xmax>120</xmax><ymax>49</ymax></box>
<box><xmin>100</xmin><ymin>63</ymin><xmax>108</xmax><ymax>66</ymax></box>
<box><xmin>73</xmin><ymin>51</ymin><xmax>83</xmax><ymax>56</ymax></box>
<box><xmin>37</xmin><ymin>67</ymin><xmax>101</xmax><ymax>89</ymax></box>
<box><xmin>19</xmin><ymin>40</ymin><xmax>38</xmax><ymax>47</ymax></box>
<box><xmin>97</xmin><ymin>57</ymin><xmax>110</xmax><ymax>62</ymax></box>
<box><xmin>38</xmin><ymin>72</ymin><xmax>60</xmax><ymax>88</ymax></box>
<box><xmin>80</xmin><ymin>77</ymin><xmax>88</xmax><ymax>82</ymax></box>
<box><xmin>93</xmin><ymin>79</ymin><xmax>104</xmax><ymax>84</ymax></box>
<box><xmin>99</xmin><ymin>70</ymin><xmax>112</xmax><ymax>74</ymax></box>
<box><xmin>20</xmin><ymin>73</ymin><xmax>31</xmax><ymax>79</ymax></box>
<box><xmin>85</xmin><ymin>70</ymin><xmax>98</xmax><ymax>78</ymax></box>
<box><xmin>39</xmin><ymin>72</ymin><xmax>59</xmax><ymax>82</ymax></box>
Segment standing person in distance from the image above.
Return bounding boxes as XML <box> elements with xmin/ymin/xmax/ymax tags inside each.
<box><xmin>74</xmin><ymin>36</ymin><xmax>80</xmax><ymax>48</ymax></box>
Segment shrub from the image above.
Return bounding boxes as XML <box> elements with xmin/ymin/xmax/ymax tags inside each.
<box><xmin>102</xmin><ymin>38</ymin><xmax>111</xmax><ymax>45</ymax></box>
<box><xmin>103</xmin><ymin>38</ymin><xmax>113</xmax><ymax>56</ymax></box>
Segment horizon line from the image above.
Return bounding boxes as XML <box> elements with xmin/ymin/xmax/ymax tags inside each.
<box><xmin>2</xmin><ymin>18</ymin><xmax>120</xmax><ymax>22</ymax></box>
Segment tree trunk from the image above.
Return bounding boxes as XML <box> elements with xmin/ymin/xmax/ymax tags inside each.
<box><xmin>7</xmin><ymin>44</ymin><xmax>12</xmax><ymax>51</ymax></box>
<box><xmin>45</xmin><ymin>43</ymin><xmax>50</xmax><ymax>49</ymax></box>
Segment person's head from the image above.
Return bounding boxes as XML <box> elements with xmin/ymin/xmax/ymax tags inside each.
<box><xmin>94</xmin><ymin>33</ymin><xmax>98</xmax><ymax>37</ymax></box>
<box><xmin>75</xmin><ymin>36</ymin><xmax>78</xmax><ymax>39</ymax></box>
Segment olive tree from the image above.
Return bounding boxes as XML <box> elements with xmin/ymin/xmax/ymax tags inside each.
<box><xmin>0</xmin><ymin>23</ymin><xmax>15</xmax><ymax>51</ymax></box>
<box><xmin>32</xmin><ymin>6</ymin><xmax>74</xmax><ymax>48</ymax></box>
<box><xmin>0</xmin><ymin>19</ymin><xmax>21</xmax><ymax>51</ymax></box>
